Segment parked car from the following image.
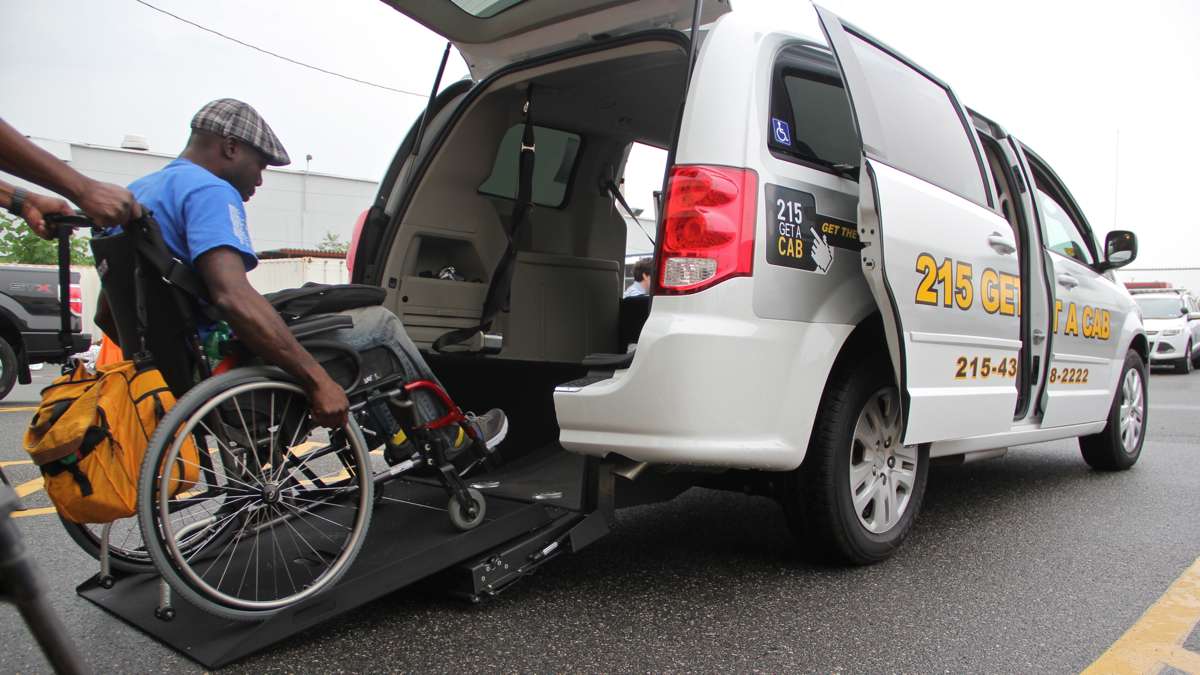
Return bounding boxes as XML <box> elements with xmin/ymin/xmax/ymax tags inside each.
<box><xmin>1133</xmin><ymin>289</ymin><xmax>1200</xmax><ymax>373</ymax></box>
<box><xmin>353</xmin><ymin>1</ymin><xmax>1147</xmax><ymax>564</ymax></box>
<box><xmin>0</xmin><ymin>264</ymin><xmax>90</xmax><ymax>399</ymax></box>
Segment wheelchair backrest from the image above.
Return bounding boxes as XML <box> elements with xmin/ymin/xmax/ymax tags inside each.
<box><xmin>90</xmin><ymin>220</ymin><xmax>208</xmax><ymax>397</ymax></box>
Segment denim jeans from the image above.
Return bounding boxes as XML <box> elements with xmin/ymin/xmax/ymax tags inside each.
<box><xmin>330</xmin><ymin>305</ymin><xmax>447</xmax><ymax>427</ymax></box>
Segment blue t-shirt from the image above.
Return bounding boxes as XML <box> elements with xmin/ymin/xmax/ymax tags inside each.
<box><xmin>128</xmin><ymin>158</ymin><xmax>258</xmax><ymax>273</ymax></box>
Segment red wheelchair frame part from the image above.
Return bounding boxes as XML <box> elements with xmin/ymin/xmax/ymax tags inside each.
<box><xmin>404</xmin><ymin>379</ymin><xmax>475</xmax><ymax>438</ymax></box>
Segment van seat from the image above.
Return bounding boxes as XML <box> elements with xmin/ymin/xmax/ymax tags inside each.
<box><xmin>500</xmin><ymin>252</ymin><xmax>620</xmax><ymax>362</ymax></box>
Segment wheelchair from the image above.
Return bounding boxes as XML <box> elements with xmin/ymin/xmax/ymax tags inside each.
<box><xmin>56</xmin><ymin>214</ymin><xmax>495</xmax><ymax>621</ymax></box>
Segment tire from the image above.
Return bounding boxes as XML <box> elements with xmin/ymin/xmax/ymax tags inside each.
<box><xmin>783</xmin><ymin>358</ymin><xmax>929</xmax><ymax>565</ymax></box>
<box><xmin>1192</xmin><ymin>344</ymin><xmax>1200</xmax><ymax>369</ymax></box>
<box><xmin>59</xmin><ymin>516</ymin><xmax>154</xmax><ymax>575</ymax></box>
<box><xmin>138</xmin><ymin>367</ymin><xmax>374</xmax><ymax>621</ymax></box>
<box><xmin>1175</xmin><ymin>342</ymin><xmax>1192</xmax><ymax>374</ymax></box>
<box><xmin>0</xmin><ymin>337</ymin><xmax>17</xmax><ymax>401</ymax></box>
<box><xmin>1080</xmin><ymin>350</ymin><xmax>1147</xmax><ymax>471</ymax></box>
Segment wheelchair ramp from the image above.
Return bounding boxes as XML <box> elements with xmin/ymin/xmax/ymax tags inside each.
<box><xmin>78</xmin><ymin>479</ymin><xmax>570</xmax><ymax>669</ymax></box>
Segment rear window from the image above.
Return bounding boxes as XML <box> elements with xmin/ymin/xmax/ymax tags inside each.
<box><xmin>768</xmin><ymin>45</ymin><xmax>860</xmax><ymax>176</ymax></box>
<box><xmin>478</xmin><ymin>125</ymin><xmax>581</xmax><ymax>208</ymax></box>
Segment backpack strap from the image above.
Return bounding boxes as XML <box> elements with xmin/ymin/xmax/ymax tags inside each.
<box><xmin>434</xmin><ymin>85</ymin><xmax>536</xmax><ymax>353</ymax></box>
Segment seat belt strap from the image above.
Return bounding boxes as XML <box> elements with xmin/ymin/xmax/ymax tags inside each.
<box><xmin>434</xmin><ymin>85</ymin><xmax>535</xmax><ymax>353</ymax></box>
<box><xmin>605</xmin><ymin>179</ymin><xmax>655</xmax><ymax>247</ymax></box>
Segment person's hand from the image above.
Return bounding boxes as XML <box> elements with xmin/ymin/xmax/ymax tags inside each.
<box><xmin>20</xmin><ymin>191</ymin><xmax>75</xmax><ymax>239</ymax></box>
<box><xmin>306</xmin><ymin>374</ymin><xmax>349</xmax><ymax>429</ymax></box>
<box><xmin>74</xmin><ymin>178</ymin><xmax>141</xmax><ymax>227</ymax></box>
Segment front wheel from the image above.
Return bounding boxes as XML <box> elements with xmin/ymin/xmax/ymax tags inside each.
<box><xmin>783</xmin><ymin>358</ymin><xmax>929</xmax><ymax>565</ymax></box>
<box><xmin>0</xmin><ymin>337</ymin><xmax>17</xmax><ymax>401</ymax></box>
<box><xmin>1175</xmin><ymin>342</ymin><xmax>1192</xmax><ymax>374</ymax></box>
<box><xmin>1079</xmin><ymin>350</ymin><xmax>1147</xmax><ymax>470</ymax></box>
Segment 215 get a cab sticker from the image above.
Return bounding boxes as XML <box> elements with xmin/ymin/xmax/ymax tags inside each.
<box><xmin>765</xmin><ymin>184</ymin><xmax>860</xmax><ymax>274</ymax></box>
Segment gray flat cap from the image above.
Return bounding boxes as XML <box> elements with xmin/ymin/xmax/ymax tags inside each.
<box><xmin>190</xmin><ymin>98</ymin><xmax>290</xmax><ymax>166</ymax></box>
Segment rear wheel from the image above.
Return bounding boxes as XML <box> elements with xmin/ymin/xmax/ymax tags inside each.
<box><xmin>0</xmin><ymin>337</ymin><xmax>17</xmax><ymax>401</ymax></box>
<box><xmin>1080</xmin><ymin>350</ymin><xmax>1147</xmax><ymax>470</ymax></box>
<box><xmin>783</xmin><ymin>358</ymin><xmax>928</xmax><ymax>565</ymax></box>
<box><xmin>138</xmin><ymin>368</ymin><xmax>374</xmax><ymax>621</ymax></box>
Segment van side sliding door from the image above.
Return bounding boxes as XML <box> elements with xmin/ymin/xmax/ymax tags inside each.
<box><xmin>815</xmin><ymin>7</ymin><xmax>1021</xmax><ymax>444</ymax></box>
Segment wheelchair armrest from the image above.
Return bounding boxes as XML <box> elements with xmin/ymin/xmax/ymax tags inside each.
<box><xmin>287</xmin><ymin>314</ymin><xmax>353</xmax><ymax>341</ymax></box>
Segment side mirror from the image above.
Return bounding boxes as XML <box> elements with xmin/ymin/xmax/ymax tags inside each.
<box><xmin>1098</xmin><ymin>230</ymin><xmax>1137</xmax><ymax>271</ymax></box>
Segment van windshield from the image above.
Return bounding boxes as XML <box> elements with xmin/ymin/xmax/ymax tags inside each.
<box><xmin>1136</xmin><ymin>297</ymin><xmax>1187</xmax><ymax>319</ymax></box>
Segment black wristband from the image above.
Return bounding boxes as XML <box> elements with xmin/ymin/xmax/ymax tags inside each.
<box><xmin>8</xmin><ymin>187</ymin><xmax>28</xmax><ymax>218</ymax></box>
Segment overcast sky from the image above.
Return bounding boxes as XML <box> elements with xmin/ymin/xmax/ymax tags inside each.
<box><xmin>2</xmin><ymin>0</ymin><xmax>1197</xmax><ymax>268</ymax></box>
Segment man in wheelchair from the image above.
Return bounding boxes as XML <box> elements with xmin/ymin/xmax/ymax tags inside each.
<box><xmin>110</xmin><ymin>98</ymin><xmax>506</xmax><ymax>465</ymax></box>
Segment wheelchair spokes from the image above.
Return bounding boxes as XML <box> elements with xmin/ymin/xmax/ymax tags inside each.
<box><xmin>141</xmin><ymin>379</ymin><xmax>372</xmax><ymax>618</ymax></box>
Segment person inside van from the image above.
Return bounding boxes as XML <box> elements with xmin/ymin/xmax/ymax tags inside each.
<box><xmin>623</xmin><ymin>257</ymin><xmax>654</xmax><ymax>298</ymax></box>
<box><xmin>117</xmin><ymin>98</ymin><xmax>507</xmax><ymax>449</ymax></box>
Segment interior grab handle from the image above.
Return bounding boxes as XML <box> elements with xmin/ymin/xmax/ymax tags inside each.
<box><xmin>1056</xmin><ymin>273</ymin><xmax>1079</xmax><ymax>289</ymax></box>
<box><xmin>987</xmin><ymin>232</ymin><xmax>1017</xmax><ymax>255</ymax></box>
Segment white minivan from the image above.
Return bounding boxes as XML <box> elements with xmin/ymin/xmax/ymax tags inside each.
<box><xmin>353</xmin><ymin>0</ymin><xmax>1148</xmax><ymax>564</ymax></box>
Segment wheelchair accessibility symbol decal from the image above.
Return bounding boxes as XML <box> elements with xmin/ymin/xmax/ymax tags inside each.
<box><xmin>772</xmin><ymin>118</ymin><xmax>792</xmax><ymax>147</ymax></box>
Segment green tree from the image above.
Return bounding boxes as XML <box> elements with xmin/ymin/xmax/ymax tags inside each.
<box><xmin>318</xmin><ymin>230</ymin><xmax>348</xmax><ymax>253</ymax></box>
<box><xmin>0</xmin><ymin>212</ymin><xmax>92</xmax><ymax>265</ymax></box>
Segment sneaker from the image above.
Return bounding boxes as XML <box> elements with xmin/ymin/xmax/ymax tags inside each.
<box><xmin>465</xmin><ymin>408</ymin><xmax>508</xmax><ymax>450</ymax></box>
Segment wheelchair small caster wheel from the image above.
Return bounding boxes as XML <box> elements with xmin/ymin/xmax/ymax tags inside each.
<box><xmin>98</xmin><ymin>575</ymin><xmax>115</xmax><ymax>589</ymax></box>
<box><xmin>154</xmin><ymin>607</ymin><xmax>175</xmax><ymax>622</ymax></box>
<box><xmin>448</xmin><ymin>488</ymin><xmax>486</xmax><ymax>531</ymax></box>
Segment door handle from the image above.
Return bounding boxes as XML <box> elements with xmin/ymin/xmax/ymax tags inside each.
<box><xmin>1056</xmin><ymin>273</ymin><xmax>1079</xmax><ymax>289</ymax></box>
<box><xmin>987</xmin><ymin>232</ymin><xmax>1017</xmax><ymax>255</ymax></box>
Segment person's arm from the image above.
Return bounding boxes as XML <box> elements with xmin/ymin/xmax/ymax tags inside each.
<box><xmin>195</xmin><ymin>247</ymin><xmax>349</xmax><ymax>428</ymax></box>
<box><xmin>0</xmin><ymin>118</ymin><xmax>141</xmax><ymax>230</ymax></box>
<box><xmin>0</xmin><ymin>178</ymin><xmax>75</xmax><ymax>236</ymax></box>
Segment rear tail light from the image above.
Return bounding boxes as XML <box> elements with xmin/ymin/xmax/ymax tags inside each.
<box><xmin>69</xmin><ymin>284</ymin><xmax>82</xmax><ymax>317</ymax></box>
<box><xmin>655</xmin><ymin>165</ymin><xmax>757</xmax><ymax>295</ymax></box>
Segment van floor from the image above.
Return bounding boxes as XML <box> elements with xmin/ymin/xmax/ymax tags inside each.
<box><xmin>427</xmin><ymin>354</ymin><xmax>588</xmax><ymax>454</ymax></box>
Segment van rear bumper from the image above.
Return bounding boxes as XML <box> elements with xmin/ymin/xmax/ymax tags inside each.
<box><xmin>554</xmin><ymin>294</ymin><xmax>853</xmax><ymax>471</ymax></box>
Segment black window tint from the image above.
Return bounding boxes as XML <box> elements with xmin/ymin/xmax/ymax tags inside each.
<box><xmin>769</xmin><ymin>45</ymin><xmax>859</xmax><ymax>175</ymax></box>
<box><xmin>479</xmin><ymin>125</ymin><xmax>581</xmax><ymax>208</ymax></box>
<box><xmin>845</xmin><ymin>34</ymin><xmax>987</xmax><ymax>206</ymax></box>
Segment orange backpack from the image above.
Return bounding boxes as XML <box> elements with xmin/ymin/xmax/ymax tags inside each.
<box><xmin>24</xmin><ymin>360</ymin><xmax>199</xmax><ymax>523</ymax></box>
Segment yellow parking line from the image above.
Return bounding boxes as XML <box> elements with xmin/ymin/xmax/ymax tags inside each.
<box><xmin>0</xmin><ymin>459</ymin><xmax>33</xmax><ymax>468</ymax></box>
<box><xmin>10</xmin><ymin>506</ymin><xmax>57</xmax><ymax>519</ymax></box>
<box><xmin>1084</xmin><ymin>556</ymin><xmax>1200</xmax><ymax>674</ymax></box>
<box><xmin>0</xmin><ymin>406</ymin><xmax>37</xmax><ymax>412</ymax></box>
<box><xmin>15</xmin><ymin>476</ymin><xmax>43</xmax><ymax>498</ymax></box>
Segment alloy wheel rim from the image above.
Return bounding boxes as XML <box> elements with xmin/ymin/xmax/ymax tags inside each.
<box><xmin>1118</xmin><ymin>368</ymin><xmax>1145</xmax><ymax>454</ymax></box>
<box><xmin>848</xmin><ymin>386</ymin><xmax>918</xmax><ymax>534</ymax></box>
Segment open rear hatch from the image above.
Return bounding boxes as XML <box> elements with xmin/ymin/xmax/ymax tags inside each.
<box><xmin>382</xmin><ymin>0</ymin><xmax>730</xmax><ymax>78</ymax></box>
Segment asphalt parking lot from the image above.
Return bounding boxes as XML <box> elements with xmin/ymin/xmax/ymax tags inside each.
<box><xmin>2</xmin><ymin>364</ymin><xmax>1199</xmax><ymax>673</ymax></box>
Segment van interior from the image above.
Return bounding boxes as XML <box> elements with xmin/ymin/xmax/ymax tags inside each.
<box><xmin>375</xmin><ymin>37</ymin><xmax>691</xmax><ymax>465</ymax></box>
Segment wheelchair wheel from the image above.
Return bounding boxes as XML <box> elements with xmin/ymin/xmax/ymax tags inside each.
<box><xmin>138</xmin><ymin>367</ymin><xmax>374</xmax><ymax>621</ymax></box>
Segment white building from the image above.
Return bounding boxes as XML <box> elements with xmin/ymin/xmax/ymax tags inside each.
<box><xmin>1</xmin><ymin>137</ymin><xmax>379</xmax><ymax>250</ymax></box>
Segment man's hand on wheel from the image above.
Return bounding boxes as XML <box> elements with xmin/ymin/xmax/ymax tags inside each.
<box><xmin>307</xmin><ymin>374</ymin><xmax>349</xmax><ymax>429</ymax></box>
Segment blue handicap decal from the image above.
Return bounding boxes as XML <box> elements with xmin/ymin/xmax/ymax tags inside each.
<box><xmin>772</xmin><ymin>118</ymin><xmax>792</xmax><ymax>146</ymax></box>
